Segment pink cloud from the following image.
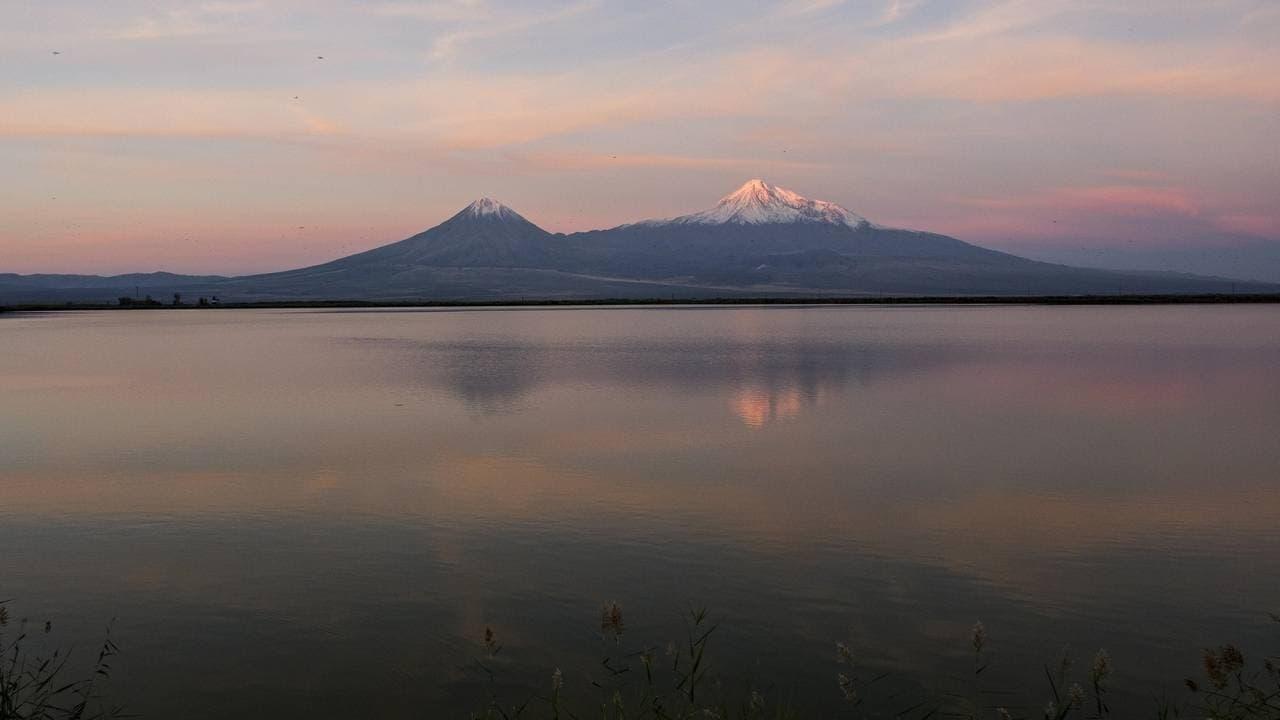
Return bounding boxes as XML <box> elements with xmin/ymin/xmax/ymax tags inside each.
<box><xmin>0</xmin><ymin>88</ymin><xmax>345</xmax><ymax>140</ymax></box>
<box><xmin>1051</xmin><ymin>185</ymin><xmax>1200</xmax><ymax>216</ymax></box>
<box><xmin>933</xmin><ymin>181</ymin><xmax>1280</xmax><ymax>248</ymax></box>
<box><xmin>958</xmin><ymin>184</ymin><xmax>1199</xmax><ymax>216</ymax></box>
<box><xmin>895</xmin><ymin>34</ymin><xmax>1280</xmax><ymax>103</ymax></box>
<box><xmin>1101</xmin><ymin>169</ymin><xmax>1174</xmax><ymax>183</ymax></box>
<box><xmin>506</xmin><ymin>150</ymin><xmax>823</xmax><ymax>173</ymax></box>
<box><xmin>922</xmin><ymin>183</ymin><xmax>1217</xmax><ymax>244</ymax></box>
<box><xmin>1214</xmin><ymin>213</ymin><xmax>1280</xmax><ymax>238</ymax></box>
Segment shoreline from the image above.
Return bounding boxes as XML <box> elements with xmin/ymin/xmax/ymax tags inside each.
<box><xmin>3</xmin><ymin>293</ymin><xmax>1280</xmax><ymax>313</ymax></box>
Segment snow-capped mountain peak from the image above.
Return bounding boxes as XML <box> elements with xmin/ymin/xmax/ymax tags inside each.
<box><xmin>643</xmin><ymin>179</ymin><xmax>869</xmax><ymax>228</ymax></box>
<box><xmin>464</xmin><ymin>197</ymin><xmax>513</xmax><ymax>218</ymax></box>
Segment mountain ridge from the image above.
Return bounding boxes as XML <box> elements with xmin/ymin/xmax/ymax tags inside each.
<box><xmin>4</xmin><ymin>179</ymin><xmax>1278</xmax><ymax>303</ymax></box>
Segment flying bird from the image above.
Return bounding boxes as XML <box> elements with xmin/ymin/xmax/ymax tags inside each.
<box><xmin>51</xmin><ymin>50</ymin><xmax>61</xmax><ymax>55</ymax></box>
<box><xmin>316</xmin><ymin>55</ymin><xmax>324</xmax><ymax>60</ymax></box>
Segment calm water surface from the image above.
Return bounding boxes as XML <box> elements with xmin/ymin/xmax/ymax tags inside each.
<box><xmin>2</xmin><ymin>306</ymin><xmax>1278</xmax><ymax>717</ymax></box>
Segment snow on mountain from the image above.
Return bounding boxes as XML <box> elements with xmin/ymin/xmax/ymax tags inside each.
<box><xmin>641</xmin><ymin>179</ymin><xmax>869</xmax><ymax>228</ymax></box>
<box><xmin>463</xmin><ymin>197</ymin><xmax>519</xmax><ymax>220</ymax></box>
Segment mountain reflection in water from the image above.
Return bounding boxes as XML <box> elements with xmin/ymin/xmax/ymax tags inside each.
<box><xmin>2</xmin><ymin>305</ymin><xmax>1278</xmax><ymax>720</ymax></box>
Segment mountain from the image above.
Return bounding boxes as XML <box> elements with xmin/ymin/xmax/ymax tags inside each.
<box><xmin>1015</xmin><ymin>237</ymin><xmax>1280</xmax><ymax>285</ymax></box>
<box><xmin>561</xmin><ymin>180</ymin><xmax>1024</xmax><ymax>284</ymax></box>
<box><xmin>555</xmin><ymin>180</ymin><xmax>1271</xmax><ymax>295</ymax></box>
<box><xmin>0</xmin><ymin>271</ymin><xmax>230</xmax><ymax>304</ymax></box>
<box><xmin>322</xmin><ymin>198</ymin><xmax>562</xmax><ymax>269</ymax></box>
<box><xmin>0</xmin><ymin>271</ymin><xmax>228</xmax><ymax>289</ymax></box>
<box><xmin>3</xmin><ymin>179</ymin><xmax>1277</xmax><ymax>303</ymax></box>
<box><xmin>223</xmin><ymin>198</ymin><xmax>566</xmax><ymax>297</ymax></box>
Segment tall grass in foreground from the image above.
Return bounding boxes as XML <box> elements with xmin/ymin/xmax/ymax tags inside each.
<box><xmin>468</xmin><ymin>606</ymin><xmax>1280</xmax><ymax>720</ymax></box>
<box><xmin>3</xmin><ymin>597</ymin><xmax>1276</xmax><ymax>719</ymax></box>
<box><xmin>0</xmin><ymin>601</ymin><xmax>122</xmax><ymax>720</ymax></box>
<box><xmin>1184</xmin><ymin>614</ymin><xmax>1280</xmax><ymax>720</ymax></box>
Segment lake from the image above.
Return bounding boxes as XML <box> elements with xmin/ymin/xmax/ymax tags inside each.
<box><xmin>2</xmin><ymin>305</ymin><xmax>1278</xmax><ymax>718</ymax></box>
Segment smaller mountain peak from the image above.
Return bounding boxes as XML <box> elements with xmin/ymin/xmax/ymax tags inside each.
<box><xmin>465</xmin><ymin>197</ymin><xmax>509</xmax><ymax>216</ymax></box>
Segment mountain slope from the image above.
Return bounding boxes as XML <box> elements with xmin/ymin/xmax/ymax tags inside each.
<box><xmin>214</xmin><ymin>199</ymin><xmax>572</xmax><ymax>299</ymax></box>
<box><xmin>4</xmin><ymin>180</ymin><xmax>1278</xmax><ymax>303</ymax></box>
<box><xmin>559</xmin><ymin>180</ymin><xmax>1065</xmax><ymax>288</ymax></box>
<box><xmin>286</xmin><ymin>198</ymin><xmax>561</xmax><ymax>271</ymax></box>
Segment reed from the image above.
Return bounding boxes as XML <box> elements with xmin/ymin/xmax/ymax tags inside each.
<box><xmin>4</xmin><ymin>597</ymin><xmax>1276</xmax><ymax>719</ymax></box>
<box><xmin>0</xmin><ymin>601</ymin><xmax>122</xmax><ymax>720</ymax></box>
<box><xmin>465</xmin><ymin>605</ymin><xmax>1280</xmax><ymax>720</ymax></box>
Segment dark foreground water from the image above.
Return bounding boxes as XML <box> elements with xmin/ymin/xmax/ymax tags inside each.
<box><xmin>2</xmin><ymin>305</ymin><xmax>1278</xmax><ymax>718</ymax></box>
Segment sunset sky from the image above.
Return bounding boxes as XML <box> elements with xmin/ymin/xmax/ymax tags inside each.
<box><xmin>3</xmin><ymin>0</ymin><xmax>1278</xmax><ymax>275</ymax></box>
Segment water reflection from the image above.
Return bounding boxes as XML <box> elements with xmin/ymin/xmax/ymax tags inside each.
<box><xmin>2</xmin><ymin>306</ymin><xmax>1279</xmax><ymax>719</ymax></box>
<box><xmin>352</xmin><ymin>332</ymin><xmax>978</xmax><ymax>425</ymax></box>
<box><xmin>347</xmin><ymin>323</ymin><xmax>1280</xmax><ymax>433</ymax></box>
<box><xmin>730</xmin><ymin>385</ymin><xmax>807</xmax><ymax>427</ymax></box>
<box><xmin>435</xmin><ymin>341</ymin><xmax>549</xmax><ymax>413</ymax></box>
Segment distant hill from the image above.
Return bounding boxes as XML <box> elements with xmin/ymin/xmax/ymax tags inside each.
<box><xmin>0</xmin><ymin>272</ymin><xmax>229</xmax><ymax>304</ymax></box>
<box><xmin>1017</xmin><ymin>238</ymin><xmax>1280</xmax><ymax>285</ymax></box>
<box><xmin>3</xmin><ymin>180</ymin><xmax>1277</xmax><ymax>303</ymax></box>
<box><xmin>0</xmin><ymin>271</ymin><xmax>227</xmax><ymax>290</ymax></box>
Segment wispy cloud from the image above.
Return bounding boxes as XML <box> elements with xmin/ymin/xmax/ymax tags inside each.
<box><xmin>959</xmin><ymin>184</ymin><xmax>1200</xmax><ymax>216</ymax></box>
<box><xmin>942</xmin><ymin>182</ymin><xmax>1280</xmax><ymax>246</ymax></box>
<box><xmin>2</xmin><ymin>0</ymin><xmax>1278</xmax><ymax>272</ymax></box>
<box><xmin>508</xmin><ymin>150</ymin><xmax>826</xmax><ymax>172</ymax></box>
<box><xmin>777</xmin><ymin>0</ymin><xmax>846</xmax><ymax>17</ymax></box>
<box><xmin>0</xmin><ymin>87</ymin><xmax>345</xmax><ymax>139</ymax></box>
<box><xmin>868</xmin><ymin>0</ymin><xmax>920</xmax><ymax>27</ymax></box>
<box><xmin>370</xmin><ymin>0</ymin><xmax>489</xmax><ymax>23</ymax></box>
<box><xmin>111</xmin><ymin>1</ymin><xmax>266</xmax><ymax>40</ymax></box>
<box><xmin>1214</xmin><ymin>213</ymin><xmax>1280</xmax><ymax>238</ymax></box>
<box><xmin>419</xmin><ymin>0</ymin><xmax>601</xmax><ymax>62</ymax></box>
<box><xmin>890</xmin><ymin>36</ymin><xmax>1280</xmax><ymax>102</ymax></box>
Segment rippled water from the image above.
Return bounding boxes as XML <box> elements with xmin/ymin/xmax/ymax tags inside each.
<box><xmin>2</xmin><ymin>305</ymin><xmax>1278</xmax><ymax>717</ymax></box>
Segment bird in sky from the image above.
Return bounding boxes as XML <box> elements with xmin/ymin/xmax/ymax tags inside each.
<box><xmin>51</xmin><ymin>50</ymin><xmax>61</xmax><ymax>55</ymax></box>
